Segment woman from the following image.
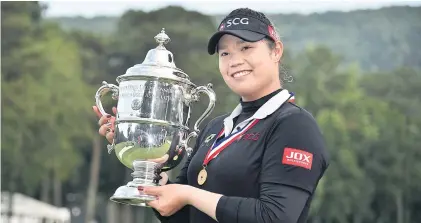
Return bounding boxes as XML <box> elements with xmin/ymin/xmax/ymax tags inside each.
<box><xmin>94</xmin><ymin>8</ymin><xmax>329</xmax><ymax>223</ymax></box>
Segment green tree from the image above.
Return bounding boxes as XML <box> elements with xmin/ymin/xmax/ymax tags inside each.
<box><xmin>1</xmin><ymin>2</ymin><xmax>94</xmax><ymax>206</ymax></box>
<box><xmin>360</xmin><ymin>68</ymin><xmax>421</xmax><ymax>223</ymax></box>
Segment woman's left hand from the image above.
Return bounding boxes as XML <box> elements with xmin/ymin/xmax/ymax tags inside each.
<box><xmin>142</xmin><ymin>184</ymin><xmax>191</xmax><ymax>217</ymax></box>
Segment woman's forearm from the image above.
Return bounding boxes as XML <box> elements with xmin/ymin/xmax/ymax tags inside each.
<box><xmin>183</xmin><ymin>184</ymin><xmax>309</xmax><ymax>223</ymax></box>
<box><xmin>185</xmin><ymin>185</ymin><xmax>223</xmax><ymax>221</ymax></box>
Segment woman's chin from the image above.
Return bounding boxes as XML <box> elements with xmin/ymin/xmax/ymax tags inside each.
<box><xmin>232</xmin><ymin>89</ymin><xmax>257</xmax><ymax>101</ymax></box>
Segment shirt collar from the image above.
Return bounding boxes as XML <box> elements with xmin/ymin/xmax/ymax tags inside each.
<box><xmin>223</xmin><ymin>89</ymin><xmax>292</xmax><ymax>136</ymax></box>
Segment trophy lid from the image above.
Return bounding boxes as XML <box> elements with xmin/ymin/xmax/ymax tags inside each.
<box><xmin>116</xmin><ymin>28</ymin><xmax>194</xmax><ymax>85</ymax></box>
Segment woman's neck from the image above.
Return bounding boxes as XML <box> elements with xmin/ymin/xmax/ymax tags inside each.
<box><xmin>241</xmin><ymin>83</ymin><xmax>282</xmax><ymax>102</ymax></box>
<box><xmin>240</xmin><ymin>88</ymin><xmax>282</xmax><ymax>113</ymax></box>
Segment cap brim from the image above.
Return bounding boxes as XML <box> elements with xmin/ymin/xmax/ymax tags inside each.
<box><xmin>207</xmin><ymin>30</ymin><xmax>266</xmax><ymax>55</ymax></box>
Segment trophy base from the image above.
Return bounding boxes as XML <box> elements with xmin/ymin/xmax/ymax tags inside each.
<box><xmin>110</xmin><ymin>160</ymin><xmax>160</xmax><ymax>206</ymax></box>
<box><xmin>110</xmin><ymin>184</ymin><xmax>157</xmax><ymax>207</ymax></box>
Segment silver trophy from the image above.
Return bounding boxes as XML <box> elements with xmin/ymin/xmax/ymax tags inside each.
<box><xmin>95</xmin><ymin>28</ymin><xmax>216</xmax><ymax>206</ymax></box>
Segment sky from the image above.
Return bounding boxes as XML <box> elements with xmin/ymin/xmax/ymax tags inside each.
<box><xmin>43</xmin><ymin>0</ymin><xmax>421</xmax><ymax>18</ymax></box>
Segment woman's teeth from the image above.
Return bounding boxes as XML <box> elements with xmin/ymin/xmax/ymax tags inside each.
<box><xmin>232</xmin><ymin>71</ymin><xmax>251</xmax><ymax>78</ymax></box>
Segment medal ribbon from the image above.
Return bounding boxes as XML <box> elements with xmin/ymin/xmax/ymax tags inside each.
<box><xmin>202</xmin><ymin>119</ymin><xmax>260</xmax><ymax>167</ymax></box>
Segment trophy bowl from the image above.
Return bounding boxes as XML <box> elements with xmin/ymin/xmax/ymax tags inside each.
<box><xmin>95</xmin><ymin>28</ymin><xmax>216</xmax><ymax>206</ymax></box>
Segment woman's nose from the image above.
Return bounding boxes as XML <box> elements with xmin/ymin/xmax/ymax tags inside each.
<box><xmin>229</xmin><ymin>55</ymin><xmax>244</xmax><ymax>68</ymax></box>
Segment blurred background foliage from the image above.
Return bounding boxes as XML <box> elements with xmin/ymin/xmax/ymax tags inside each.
<box><xmin>1</xmin><ymin>2</ymin><xmax>421</xmax><ymax>223</ymax></box>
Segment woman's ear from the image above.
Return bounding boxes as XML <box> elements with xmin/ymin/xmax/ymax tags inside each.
<box><xmin>273</xmin><ymin>40</ymin><xmax>284</xmax><ymax>63</ymax></box>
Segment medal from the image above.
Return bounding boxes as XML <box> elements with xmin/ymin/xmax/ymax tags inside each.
<box><xmin>197</xmin><ymin>168</ymin><xmax>208</xmax><ymax>185</ymax></box>
<box><xmin>173</xmin><ymin>146</ymin><xmax>182</xmax><ymax>161</ymax></box>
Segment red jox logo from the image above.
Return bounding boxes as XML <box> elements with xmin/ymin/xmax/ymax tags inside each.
<box><xmin>282</xmin><ymin>147</ymin><xmax>313</xmax><ymax>170</ymax></box>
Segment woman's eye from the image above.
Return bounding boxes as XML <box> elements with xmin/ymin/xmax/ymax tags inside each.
<box><xmin>220</xmin><ymin>52</ymin><xmax>228</xmax><ymax>56</ymax></box>
<box><xmin>241</xmin><ymin>46</ymin><xmax>252</xmax><ymax>51</ymax></box>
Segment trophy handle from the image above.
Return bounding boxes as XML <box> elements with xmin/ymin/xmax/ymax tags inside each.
<box><xmin>95</xmin><ymin>81</ymin><xmax>119</xmax><ymax>153</ymax></box>
<box><xmin>95</xmin><ymin>81</ymin><xmax>119</xmax><ymax>116</ymax></box>
<box><xmin>183</xmin><ymin>83</ymin><xmax>216</xmax><ymax>156</ymax></box>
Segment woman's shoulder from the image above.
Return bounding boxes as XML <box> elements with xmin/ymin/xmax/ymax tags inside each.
<box><xmin>196</xmin><ymin>113</ymin><xmax>229</xmax><ymax>140</ymax></box>
<box><xmin>266</xmin><ymin>102</ymin><xmax>322</xmax><ymax>136</ymax></box>
<box><xmin>268</xmin><ymin>102</ymin><xmax>329</xmax><ymax>165</ymax></box>
<box><xmin>207</xmin><ymin>113</ymin><xmax>230</xmax><ymax>126</ymax></box>
<box><xmin>273</xmin><ymin>102</ymin><xmax>317</xmax><ymax>124</ymax></box>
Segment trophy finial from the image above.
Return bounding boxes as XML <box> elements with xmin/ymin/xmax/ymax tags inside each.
<box><xmin>154</xmin><ymin>28</ymin><xmax>171</xmax><ymax>47</ymax></box>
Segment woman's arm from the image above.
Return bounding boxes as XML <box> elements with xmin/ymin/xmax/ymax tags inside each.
<box><xmin>185</xmin><ymin>184</ymin><xmax>309</xmax><ymax>222</ymax></box>
<box><xmin>185</xmin><ymin>186</ymin><xmax>223</xmax><ymax>221</ymax></box>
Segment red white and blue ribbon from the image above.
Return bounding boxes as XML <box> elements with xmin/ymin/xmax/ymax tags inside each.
<box><xmin>202</xmin><ymin>119</ymin><xmax>260</xmax><ymax>167</ymax></box>
<box><xmin>289</xmin><ymin>92</ymin><xmax>295</xmax><ymax>103</ymax></box>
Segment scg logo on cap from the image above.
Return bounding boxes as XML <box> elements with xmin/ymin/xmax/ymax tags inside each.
<box><xmin>225</xmin><ymin>18</ymin><xmax>249</xmax><ymax>28</ymax></box>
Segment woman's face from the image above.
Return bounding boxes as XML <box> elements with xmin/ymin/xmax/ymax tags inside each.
<box><xmin>217</xmin><ymin>34</ymin><xmax>283</xmax><ymax>101</ymax></box>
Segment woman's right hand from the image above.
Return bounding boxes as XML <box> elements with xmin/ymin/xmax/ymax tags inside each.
<box><xmin>93</xmin><ymin>106</ymin><xmax>116</xmax><ymax>144</ymax></box>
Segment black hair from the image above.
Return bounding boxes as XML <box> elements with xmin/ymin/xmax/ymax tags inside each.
<box><xmin>263</xmin><ymin>37</ymin><xmax>293</xmax><ymax>83</ymax></box>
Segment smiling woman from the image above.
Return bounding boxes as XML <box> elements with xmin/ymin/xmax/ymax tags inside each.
<box><xmin>94</xmin><ymin>7</ymin><xmax>330</xmax><ymax>223</ymax></box>
<box><xmin>209</xmin><ymin>10</ymin><xmax>283</xmax><ymax>102</ymax></box>
<box><xmin>215</xmin><ymin>35</ymin><xmax>282</xmax><ymax>101</ymax></box>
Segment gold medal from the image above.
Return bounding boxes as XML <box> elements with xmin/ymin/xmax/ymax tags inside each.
<box><xmin>197</xmin><ymin>168</ymin><xmax>208</xmax><ymax>185</ymax></box>
<box><xmin>173</xmin><ymin>155</ymin><xmax>178</xmax><ymax>161</ymax></box>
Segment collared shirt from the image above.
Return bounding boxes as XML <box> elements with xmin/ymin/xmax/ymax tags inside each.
<box><xmin>157</xmin><ymin>89</ymin><xmax>329</xmax><ymax>223</ymax></box>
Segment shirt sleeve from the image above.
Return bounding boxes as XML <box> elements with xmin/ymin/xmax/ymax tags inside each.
<box><xmin>216</xmin><ymin>111</ymin><xmax>329</xmax><ymax>223</ymax></box>
<box><xmin>216</xmin><ymin>184</ymin><xmax>310</xmax><ymax>223</ymax></box>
